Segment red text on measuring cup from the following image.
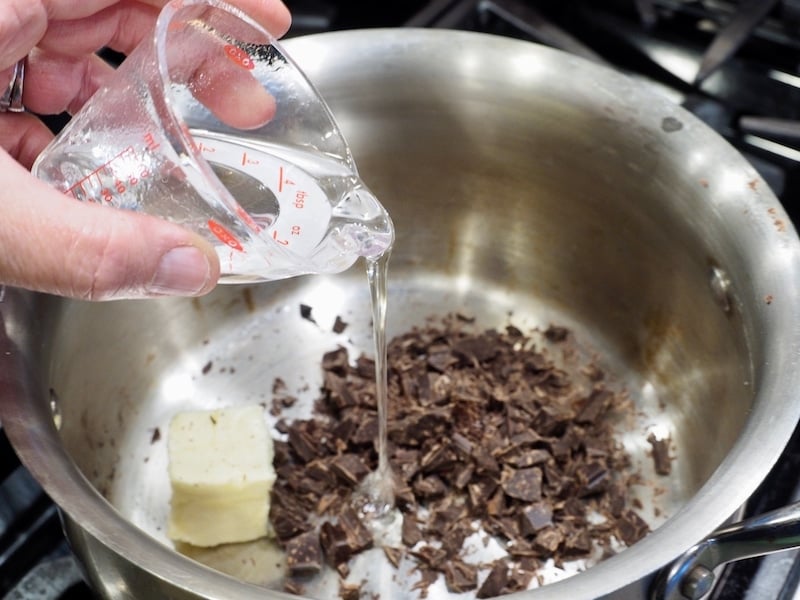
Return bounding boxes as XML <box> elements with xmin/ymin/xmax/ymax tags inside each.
<box><xmin>208</xmin><ymin>219</ymin><xmax>244</xmax><ymax>251</ymax></box>
<box><xmin>224</xmin><ymin>45</ymin><xmax>255</xmax><ymax>70</ymax></box>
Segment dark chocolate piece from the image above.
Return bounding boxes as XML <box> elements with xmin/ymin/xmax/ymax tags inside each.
<box><xmin>330</xmin><ymin>454</ymin><xmax>370</xmax><ymax>487</ymax></box>
<box><xmin>319</xmin><ymin>507</ymin><xmax>373</xmax><ymax>567</ymax></box>
<box><xmin>300</xmin><ymin>303</ymin><xmax>317</xmax><ymax>324</ymax></box>
<box><xmin>477</xmin><ymin>560</ymin><xmax>508</xmax><ymax>598</ymax></box>
<box><xmin>269</xmin><ymin>315</ymin><xmax>658</xmax><ymax>597</ymax></box>
<box><xmin>333</xmin><ymin>316</ymin><xmax>349</xmax><ymax>334</ymax></box>
<box><xmin>647</xmin><ymin>433</ymin><xmax>672</xmax><ymax>475</ymax></box>
<box><xmin>443</xmin><ymin>560</ymin><xmax>478</xmax><ymax>593</ymax></box>
<box><xmin>285</xmin><ymin>530</ymin><xmax>323</xmax><ymax>576</ymax></box>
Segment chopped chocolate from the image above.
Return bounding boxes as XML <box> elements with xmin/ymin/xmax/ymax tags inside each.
<box><xmin>412</xmin><ymin>569</ymin><xmax>439</xmax><ymax>598</ymax></box>
<box><xmin>520</xmin><ymin>502</ymin><xmax>553</xmax><ymax>535</ymax></box>
<box><xmin>477</xmin><ymin>560</ymin><xmax>508</xmax><ymax>598</ymax></box>
<box><xmin>270</xmin><ymin>315</ymin><xmax>657</xmax><ymax>597</ymax></box>
<box><xmin>322</xmin><ymin>347</ymin><xmax>350</xmax><ymax>375</ymax></box>
<box><xmin>577</xmin><ymin>388</ymin><xmax>614</xmax><ymax>424</ymax></box>
<box><xmin>443</xmin><ymin>559</ymin><xmax>478</xmax><ymax>593</ymax></box>
<box><xmin>330</xmin><ymin>454</ymin><xmax>370</xmax><ymax>487</ymax></box>
<box><xmin>333</xmin><ymin>316</ymin><xmax>349</xmax><ymax>334</ymax></box>
<box><xmin>648</xmin><ymin>433</ymin><xmax>673</xmax><ymax>475</ymax></box>
<box><xmin>616</xmin><ymin>509</ymin><xmax>650</xmax><ymax>546</ymax></box>
<box><xmin>533</xmin><ymin>526</ymin><xmax>564</xmax><ymax>555</ymax></box>
<box><xmin>285</xmin><ymin>530</ymin><xmax>323</xmax><ymax>576</ymax></box>
<box><xmin>384</xmin><ymin>546</ymin><xmax>404</xmax><ymax>568</ymax></box>
<box><xmin>544</xmin><ymin>325</ymin><xmax>569</xmax><ymax>342</ymax></box>
<box><xmin>502</xmin><ymin>467</ymin><xmax>543</xmax><ymax>502</ymax></box>
<box><xmin>319</xmin><ymin>508</ymin><xmax>373</xmax><ymax>567</ymax></box>
<box><xmin>300</xmin><ymin>303</ymin><xmax>317</xmax><ymax>324</ymax></box>
<box><xmin>402</xmin><ymin>515</ymin><xmax>424</xmax><ymax>547</ymax></box>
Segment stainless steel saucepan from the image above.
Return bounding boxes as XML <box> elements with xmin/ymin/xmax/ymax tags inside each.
<box><xmin>2</xmin><ymin>29</ymin><xmax>800</xmax><ymax>600</ymax></box>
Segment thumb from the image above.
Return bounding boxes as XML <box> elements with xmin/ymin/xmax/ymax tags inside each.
<box><xmin>0</xmin><ymin>152</ymin><xmax>220</xmax><ymax>300</ymax></box>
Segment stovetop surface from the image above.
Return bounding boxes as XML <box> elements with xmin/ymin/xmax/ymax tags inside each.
<box><xmin>5</xmin><ymin>1</ymin><xmax>800</xmax><ymax>598</ymax></box>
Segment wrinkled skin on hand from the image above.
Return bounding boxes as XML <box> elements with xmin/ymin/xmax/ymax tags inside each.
<box><xmin>0</xmin><ymin>0</ymin><xmax>290</xmax><ymax>300</ymax></box>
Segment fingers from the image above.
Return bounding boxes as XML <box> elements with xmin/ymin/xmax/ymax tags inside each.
<box><xmin>224</xmin><ymin>0</ymin><xmax>292</xmax><ymax>38</ymax></box>
<box><xmin>23</xmin><ymin>49</ymin><xmax>115</xmax><ymax>116</ymax></box>
<box><xmin>37</xmin><ymin>0</ymin><xmax>290</xmax><ymax>59</ymax></box>
<box><xmin>0</xmin><ymin>0</ymin><xmax>290</xmax><ymax>74</ymax></box>
<box><xmin>0</xmin><ymin>151</ymin><xmax>220</xmax><ymax>300</ymax></box>
<box><xmin>0</xmin><ymin>112</ymin><xmax>54</xmax><ymax>169</ymax></box>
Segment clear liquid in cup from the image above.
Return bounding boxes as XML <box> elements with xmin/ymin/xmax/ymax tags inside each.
<box><xmin>37</xmin><ymin>129</ymin><xmax>394</xmax><ymax>283</ymax></box>
<box><xmin>189</xmin><ymin>130</ymin><xmax>395</xmax><ymax>281</ymax></box>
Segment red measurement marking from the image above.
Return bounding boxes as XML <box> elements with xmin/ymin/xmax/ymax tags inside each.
<box><xmin>272</xmin><ymin>230</ymin><xmax>289</xmax><ymax>246</ymax></box>
<box><xmin>66</xmin><ymin>146</ymin><xmax>139</xmax><ymax>202</ymax></box>
<box><xmin>241</xmin><ymin>152</ymin><xmax>260</xmax><ymax>167</ymax></box>
<box><xmin>208</xmin><ymin>219</ymin><xmax>244</xmax><ymax>252</ymax></box>
<box><xmin>224</xmin><ymin>45</ymin><xmax>255</xmax><ymax>70</ymax></box>
<box><xmin>277</xmin><ymin>166</ymin><xmax>295</xmax><ymax>194</ymax></box>
<box><xmin>144</xmin><ymin>132</ymin><xmax>160</xmax><ymax>151</ymax></box>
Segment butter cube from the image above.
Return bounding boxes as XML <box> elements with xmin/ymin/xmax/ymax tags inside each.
<box><xmin>167</xmin><ymin>405</ymin><xmax>276</xmax><ymax>547</ymax></box>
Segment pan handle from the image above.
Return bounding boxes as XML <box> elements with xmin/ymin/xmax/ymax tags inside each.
<box><xmin>653</xmin><ymin>500</ymin><xmax>800</xmax><ymax>600</ymax></box>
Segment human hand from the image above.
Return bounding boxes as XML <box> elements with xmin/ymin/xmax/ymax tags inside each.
<box><xmin>0</xmin><ymin>0</ymin><xmax>291</xmax><ymax>301</ymax></box>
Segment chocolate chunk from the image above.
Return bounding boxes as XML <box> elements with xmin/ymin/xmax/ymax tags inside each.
<box><xmin>563</xmin><ymin>528</ymin><xmax>593</xmax><ymax>556</ymax></box>
<box><xmin>285</xmin><ymin>530</ymin><xmax>323</xmax><ymax>576</ymax></box>
<box><xmin>544</xmin><ymin>325</ymin><xmax>569</xmax><ymax>342</ymax></box>
<box><xmin>443</xmin><ymin>559</ymin><xmax>478</xmax><ymax>593</ymax></box>
<box><xmin>576</xmin><ymin>461</ymin><xmax>609</xmax><ymax>497</ymax></box>
<box><xmin>577</xmin><ymin>388</ymin><xmax>614</xmax><ymax>424</ymax></box>
<box><xmin>330</xmin><ymin>454</ymin><xmax>370</xmax><ymax>487</ymax></box>
<box><xmin>322</xmin><ymin>347</ymin><xmax>350</xmax><ymax>375</ymax></box>
<box><xmin>520</xmin><ymin>502</ymin><xmax>553</xmax><ymax>535</ymax></box>
<box><xmin>268</xmin><ymin>315</ymin><xmax>659</xmax><ymax>597</ymax></box>
<box><xmin>287</xmin><ymin>426</ymin><xmax>321</xmax><ymax>464</ymax></box>
<box><xmin>533</xmin><ymin>526</ymin><xmax>564</xmax><ymax>554</ymax></box>
<box><xmin>412</xmin><ymin>545</ymin><xmax>448</xmax><ymax>569</ymax></box>
<box><xmin>453</xmin><ymin>335</ymin><xmax>499</xmax><ymax>364</ymax></box>
<box><xmin>333</xmin><ymin>316</ymin><xmax>349</xmax><ymax>334</ymax></box>
<box><xmin>319</xmin><ymin>508</ymin><xmax>373</xmax><ymax>567</ymax></box>
<box><xmin>300</xmin><ymin>303</ymin><xmax>317</xmax><ymax>324</ymax></box>
<box><xmin>413</xmin><ymin>475</ymin><xmax>448</xmax><ymax>499</ymax></box>
<box><xmin>648</xmin><ymin>433</ymin><xmax>672</xmax><ymax>475</ymax></box>
<box><xmin>384</xmin><ymin>546</ymin><xmax>404</xmax><ymax>568</ymax></box>
<box><xmin>616</xmin><ymin>509</ymin><xmax>650</xmax><ymax>546</ymax></box>
<box><xmin>412</xmin><ymin>569</ymin><xmax>439</xmax><ymax>597</ymax></box>
<box><xmin>427</xmin><ymin>344</ymin><xmax>458</xmax><ymax>372</ymax></box>
<box><xmin>502</xmin><ymin>467</ymin><xmax>543</xmax><ymax>502</ymax></box>
<box><xmin>402</xmin><ymin>515</ymin><xmax>424</xmax><ymax>547</ymax></box>
<box><xmin>477</xmin><ymin>560</ymin><xmax>508</xmax><ymax>598</ymax></box>
<box><xmin>270</xmin><ymin>495</ymin><xmax>311</xmax><ymax>540</ymax></box>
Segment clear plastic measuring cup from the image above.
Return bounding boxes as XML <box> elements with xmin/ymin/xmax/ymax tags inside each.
<box><xmin>32</xmin><ymin>0</ymin><xmax>394</xmax><ymax>283</ymax></box>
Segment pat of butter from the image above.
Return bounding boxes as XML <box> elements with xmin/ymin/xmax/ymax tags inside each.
<box><xmin>167</xmin><ymin>405</ymin><xmax>276</xmax><ymax>547</ymax></box>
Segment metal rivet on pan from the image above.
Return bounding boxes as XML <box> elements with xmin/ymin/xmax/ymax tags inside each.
<box><xmin>709</xmin><ymin>266</ymin><xmax>732</xmax><ymax>314</ymax></box>
<box><xmin>681</xmin><ymin>565</ymin><xmax>715</xmax><ymax>600</ymax></box>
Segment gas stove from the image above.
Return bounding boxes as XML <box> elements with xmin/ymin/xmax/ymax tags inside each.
<box><xmin>4</xmin><ymin>1</ymin><xmax>800</xmax><ymax>599</ymax></box>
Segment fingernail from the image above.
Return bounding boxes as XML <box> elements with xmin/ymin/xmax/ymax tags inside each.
<box><xmin>149</xmin><ymin>246</ymin><xmax>212</xmax><ymax>296</ymax></box>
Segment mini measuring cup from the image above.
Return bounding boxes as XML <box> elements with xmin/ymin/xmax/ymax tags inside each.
<box><xmin>32</xmin><ymin>0</ymin><xmax>394</xmax><ymax>283</ymax></box>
